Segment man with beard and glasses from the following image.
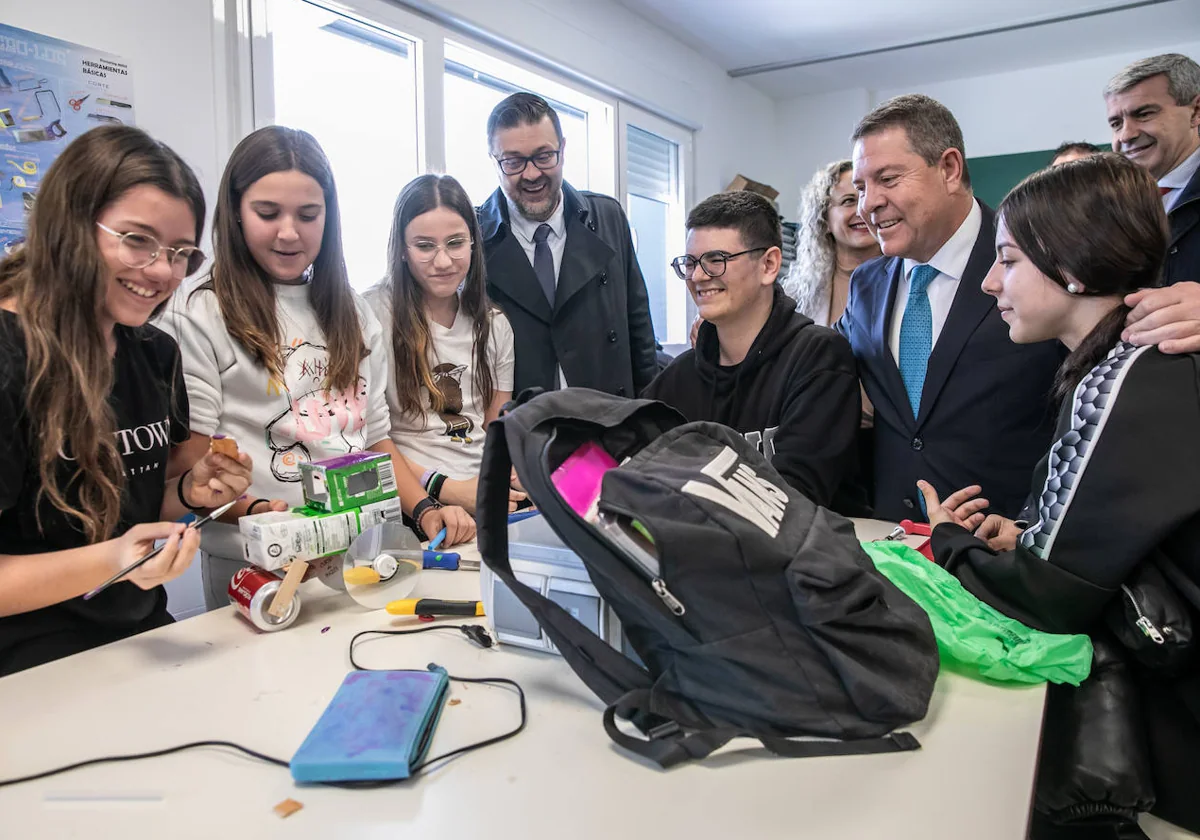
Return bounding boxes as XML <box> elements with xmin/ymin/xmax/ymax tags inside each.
<box><xmin>477</xmin><ymin>92</ymin><xmax>657</xmax><ymax>397</ymax></box>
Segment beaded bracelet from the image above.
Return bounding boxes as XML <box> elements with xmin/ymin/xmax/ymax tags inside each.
<box><xmin>410</xmin><ymin>496</ymin><xmax>443</xmax><ymax>541</ymax></box>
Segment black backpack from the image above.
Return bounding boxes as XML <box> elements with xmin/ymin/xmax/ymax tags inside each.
<box><xmin>477</xmin><ymin>388</ymin><xmax>939</xmax><ymax>767</ymax></box>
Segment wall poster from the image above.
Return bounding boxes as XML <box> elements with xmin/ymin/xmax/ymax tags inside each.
<box><xmin>0</xmin><ymin>24</ymin><xmax>136</xmax><ymax>252</ymax></box>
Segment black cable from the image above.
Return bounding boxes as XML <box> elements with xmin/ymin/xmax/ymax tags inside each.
<box><xmin>413</xmin><ymin>675</ymin><xmax>526</xmax><ymax>771</ymax></box>
<box><xmin>346</xmin><ymin>623</ymin><xmax>492</xmax><ymax>671</ymax></box>
<box><xmin>0</xmin><ymin>740</ymin><xmax>288</xmax><ymax>788</ymax></box>
<box><xmin>0</xmin><ymin>623</ymin><xmax>523</xmax><ymax>789</ymax></box>
<box><xmin>348</xmin><ymin>623</ymin><xmax>528</xmax><ymax>773</ymax></box>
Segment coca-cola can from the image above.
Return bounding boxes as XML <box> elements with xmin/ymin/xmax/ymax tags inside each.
<box><xmin>228</xmin><ymin>566</ymin><xmax>300</xmax><ymax>632</ymax></box>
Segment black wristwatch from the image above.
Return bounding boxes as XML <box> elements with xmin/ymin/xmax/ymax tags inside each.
<box><xmin>410</xmin><ymin>496</ymin><xmax>443</xmax><ymax>541</ymax></box>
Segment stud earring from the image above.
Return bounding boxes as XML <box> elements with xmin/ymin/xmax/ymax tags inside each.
<box><xmin>1066</xmin><ymin>282</ymin><xmax>1082</xmax><ymax>295</ymax></box>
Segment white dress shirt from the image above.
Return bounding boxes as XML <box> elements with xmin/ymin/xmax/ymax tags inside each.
<box><xmin>505</xmin><ymin>191</ymin><xmax>567</xmax><ymax>283</ymax></box>
<box><xmin>1159</xmin><ymin>144</ymin><xmax>1200</xmax><ymax>214</ymax></box>
<box><xmin>888</xmin><ymin>199</ymin><xmax>984</xmax><ymax>364</ymax></box>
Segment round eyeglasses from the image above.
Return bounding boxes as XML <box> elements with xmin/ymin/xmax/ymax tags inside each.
<box><xmin>96</xmin><ymin>223</ymin><xmax>205</xmax><ymax>279</ymax></box>
<box><xmin>670</xmin><ymin>247</ymin><xmax>768</xmax><ymax>280</ymax></box>
<box><xmin>406</xmin><ymin>238</ymin><xmax>473</xmax><ymax>263</ymax></box>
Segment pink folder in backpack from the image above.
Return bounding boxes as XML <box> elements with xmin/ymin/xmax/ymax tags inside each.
<box><xmin>551</xmin><ymin>441</ymin><xmax>618</xmax><ymax>522</ymax></box>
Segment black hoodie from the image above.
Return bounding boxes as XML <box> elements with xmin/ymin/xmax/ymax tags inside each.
<box><xmin>643</xmin><ymin>286</ymin><xmax>860</xmax><ymax>507</ymax></box>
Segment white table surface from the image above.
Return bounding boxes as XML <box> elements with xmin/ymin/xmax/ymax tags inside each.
<box><xmin>0</xmin><ymin>519</ymin><xmax>1050</xmax><ymax>839</ymax></box>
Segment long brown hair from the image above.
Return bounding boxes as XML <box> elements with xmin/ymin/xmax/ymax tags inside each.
<box><xmin>198</xmin><ymin>126</ymin><xmax>364</xmax><ymax>391</ymax></box>
<box><xmin>384</xmin><ymin>174</ymin><xmax>494</xmax><ymax>422</ymax></box>
<box><xmin>999</xmin><ymin>152</ymin><xmax>1168</xmax><ymax>401</ymax></box>
<box><xmin>0</xmin><ymin>126</ymin><xmax>204</xmax><ymax>542</ymax></box>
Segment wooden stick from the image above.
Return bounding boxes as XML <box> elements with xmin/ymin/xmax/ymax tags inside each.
<box><xmin>268</xmin><ymin>560</ymin><xmax>309</xmax><ymax>618</ymax></box>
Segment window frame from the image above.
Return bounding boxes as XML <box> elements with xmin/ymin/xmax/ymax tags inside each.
<box><xmin>442</xmin><ymin>37</ymin><xmax>617</xmax><ymax>198</ymax></box>
<box><xmin>221</xmin><ymin>0</ymin><xmax>694</xmax><ymax>334</ymax></box>
<box><xmin>617</xmin><ymin>103</ymin><xmax>694</xmax><ymax>349</ymax></box>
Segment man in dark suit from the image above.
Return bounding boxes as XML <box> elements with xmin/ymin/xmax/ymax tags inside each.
<box><xmin>477</xmin><ymin>92</ymin><xmax>658</xmax><ymax>397</ymax></box>
<box><xmin>836</xmin><ymin>94</ymin><xmax>1063</xmax><ymax>522</ymax></box>
<box><xmin>1106</xmin><ymin>54</ymin><xmax>1200</xmax><ymax>354</ymax></box>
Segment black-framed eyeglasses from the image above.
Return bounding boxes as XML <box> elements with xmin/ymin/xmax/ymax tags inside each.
<box><xmin>494</xmin><ymin>149</ymin><xmax>562</xmax><ymax>176</ymax></box>
<box><xmin>96</xmin><ymin>222</ymin><xmax>206</xmax><ymax>278</ymax></box>
<box><xmin>670</xmin><ymin>247</ymin><xmax>768</xmax><ymax>280</ymax></box>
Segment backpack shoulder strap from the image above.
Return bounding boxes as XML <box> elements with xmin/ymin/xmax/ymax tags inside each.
<box><xmin>602</xmin><ymin>690</ymin><xmax>922</xmax><ymax>769</ymax></box>
<box><xmin>478</xmin><ymin>414</ymin><xmax>654</xmax><ymax>705</ymax></box>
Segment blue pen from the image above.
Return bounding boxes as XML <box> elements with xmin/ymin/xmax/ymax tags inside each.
<box><xmin>508</xmin><ymin>509</ymin><xmax>541</xmax><ymax>524</ymax></box>
<box><xmin>428</xmin><ymin>528</ymin><xmax>447</xmax><ymax>550</ymax></box>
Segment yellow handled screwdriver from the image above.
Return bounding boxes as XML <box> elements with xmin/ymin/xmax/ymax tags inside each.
<box><xmin>386</xmin><ymin>599</ymin><xmax>485</xmax><ymax>617</ymax></box>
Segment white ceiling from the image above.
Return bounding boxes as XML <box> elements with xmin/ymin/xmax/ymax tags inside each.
<box><xmin>615</xmin><ymin>0</ymin><xmax>1200</xmax><ymax>99</ymax></box>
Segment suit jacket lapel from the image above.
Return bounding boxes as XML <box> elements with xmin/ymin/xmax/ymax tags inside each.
<box><xmin>1168</xmin><ymin>165</ymin><xmax>1200</xmax><ymax>248</ymax></box>
<box><xmin>480</xmin><ymin>189</ymin><xmax>553</xmax><ymax>323</ymax></box>
<box><xmin>871</xmin><ymin>257</ymin><xmax>912</xmax><ymax>431</ymax></box>
<box><xmin>555</xmin><ymin>186</ymin><xmax>614</xmax><ymax>310</ymax></box>
<box><xmin>917</xmin><ymin>215</ymin><xmax>997</xmax><ymax>427</ymax></box>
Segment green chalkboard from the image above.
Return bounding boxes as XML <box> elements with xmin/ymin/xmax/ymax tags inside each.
<box><xmin>967</xmin><ymin>143</ymin><xmax>1108</xmax><ymax>208</ymax></box>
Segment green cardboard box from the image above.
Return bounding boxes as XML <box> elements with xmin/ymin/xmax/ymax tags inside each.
<box><xmin>301</xmin><ymin>451</ymin><xmax>397</xmax><ymax>513</ymax></box>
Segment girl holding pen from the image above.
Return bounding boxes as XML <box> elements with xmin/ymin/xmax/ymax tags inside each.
<box><xmin>0</xmin><ymin>126</ymin><xmax>254</xmax><ymax>675</ymax></box>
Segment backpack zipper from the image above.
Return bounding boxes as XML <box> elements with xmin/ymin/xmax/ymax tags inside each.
<box><xmin>537</xmin><ymin>432</ymin><xmax>686</xmax><ymax>618</ymax></box>
<box><xmin>596</xmin><ymin>510</ymin><xmax>686</xmax><ymax>616</ymax></box>
<box><xmin>1121</xmin><ymin>584</ymin><xmax>1166</xmax><ymax>644</ymax></box>
<box><xmin>651</xmin><ymin>578</ymin><xmax>686</xmax><ymax>616</ymax></box>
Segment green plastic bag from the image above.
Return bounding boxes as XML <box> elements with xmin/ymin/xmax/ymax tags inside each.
<box><xmin>862</xmin><ymin>541</ymin><xmax>1093</xmax><ymax>686</ymax></box>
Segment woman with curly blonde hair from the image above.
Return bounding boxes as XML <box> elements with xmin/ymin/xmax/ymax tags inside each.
<box><xmin>782</xmin><ymin>160</ymin><xmax>880</xmax><ymax>326</ymax></box>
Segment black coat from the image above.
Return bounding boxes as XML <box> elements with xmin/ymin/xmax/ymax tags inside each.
<box><xmin>836</xmin><ymin>202</ymin><xmax>1064</xmax><ymax>521</ymax></box>
<box><xmin>933</xmin><ymin>345</ymin><xmax>1200</xmax><ymax>832</ymax></box>
<box><xmin>1163</xmin><ymin>162</ymin><xmax>1200</xmax><ymax>287</ymax></box>
<box><xmin>478</xmin><ymin>184</ymin><xmax>658</xmax><ymax>397</ymax></box>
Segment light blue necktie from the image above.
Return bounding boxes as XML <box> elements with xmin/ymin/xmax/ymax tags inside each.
<box><xmin>898</xmin><ymin>264</ymin><xmax>938</xmax><ymax>419</ymax></box>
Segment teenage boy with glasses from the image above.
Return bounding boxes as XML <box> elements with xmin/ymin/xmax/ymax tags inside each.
<box><xmin>477</xmin><ymin>92</ymin><xmax>658</xmax><ymax>398</ymax></box>
<box><xmin>642</xmin><ymin>191</ymin><xmax>862</xmax><ymax>509</ymax></box>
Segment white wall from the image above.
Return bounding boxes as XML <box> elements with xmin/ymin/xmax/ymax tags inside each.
<box><xmin>773</xmin><ymin>38</ymin><xmax>1200</xmax><ymax>220</ymax></box>
<box><xmin>877</xmin><ymin>38</ymin><xmax>1200</xmax><ymax>159</ymax></box>
<box><xmin>774</xmin><ymin>88</ymin><xmax>871</xmax><ymax>219</ymax></box>
<box><xmin>4</xmin><ymin>0</ymin><xmax>226</xmax><ymax>241</ymax></box>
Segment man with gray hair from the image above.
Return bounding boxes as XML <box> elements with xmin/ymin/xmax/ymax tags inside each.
<box><xmin>1106</xmin><ymin>53</ymin><xmax>1200</xmax><ymax>353</ymax></box>
<box><xmin>835</xmin><ymin>94</ymin><xmax>1062</xmax><ymax>522</ymax></box>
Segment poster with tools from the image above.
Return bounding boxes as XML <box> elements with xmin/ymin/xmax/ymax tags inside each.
<box><xmin>0</xmin><ymin>24</ymin><xmax>136</xmax><ymax>252</ymax></box>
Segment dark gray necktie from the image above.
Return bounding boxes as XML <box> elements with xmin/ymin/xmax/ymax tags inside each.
<box><xmin>533</xmin><ymin>223</ymin><xmax>555</xmax><ymax>306</ymax></box>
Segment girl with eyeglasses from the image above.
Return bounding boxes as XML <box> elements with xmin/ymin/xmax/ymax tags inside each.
<box><xmin>0</xmin><ymin>126</ymin><xmax>255</xmax><ymax>675</ymax></box>
<box><xmin>161</xmin><ymin>128</ymin><xmax>474</xmax><ymax>611</ymax></box>
<box><xmin>363</xmin><ymin>174</ymin><xmax>524</xmax><ymax>513</ymax></box>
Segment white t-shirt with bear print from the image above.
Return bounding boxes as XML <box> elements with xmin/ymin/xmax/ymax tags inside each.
<box><xmin>362</xmin><ymin>282</ymin><xmax>514</xmax><ymax>481</ymax></box>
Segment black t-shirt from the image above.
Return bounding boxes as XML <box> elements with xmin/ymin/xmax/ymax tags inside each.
<box><xmin>0</xmin><ymin>311</ymin><xmax>190</xmax><ymax>660</ymax></box>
